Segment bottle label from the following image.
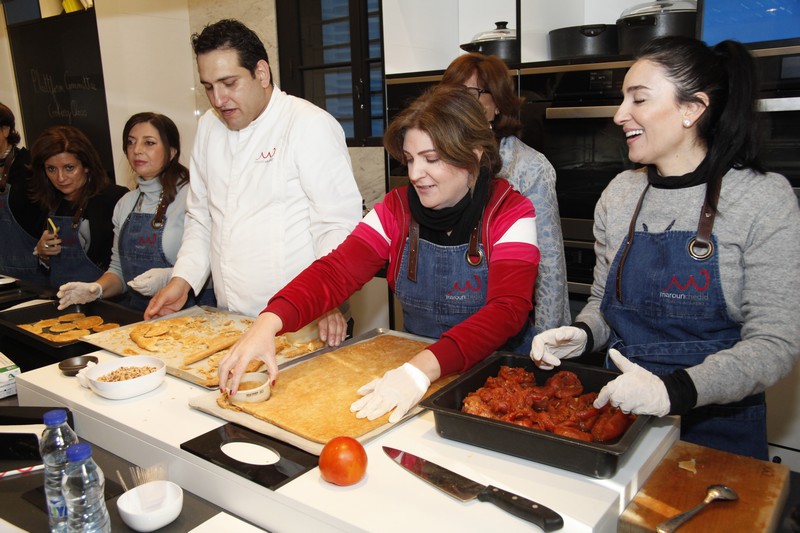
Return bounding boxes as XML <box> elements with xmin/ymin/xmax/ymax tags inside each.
<box><xmin>47</xmin><ymin>496</ymin><xmax>68</xmax><ymax>518</ymax></box>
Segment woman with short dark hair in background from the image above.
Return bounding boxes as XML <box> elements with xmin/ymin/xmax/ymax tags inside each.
<box><xmin>442</xmin><ymin>53</ymin><xmax>570</xmax><ymax>342</ymax></box>
<box><xmin>0</xmin><ymin>103</ymin><xmax>48</xmax><ymax>285</ymax></box>
<box><xmin>531</xmin><ymin>36</ymin><xmax>800</xmax><ymax>459</ymax></box>
<box><xmin>31</xmin><ymin>125</ymin><xmax>127</xmax><ymax>289</ymax></box>
<box><xmin>56</xmin><ymin>112</ymin><xmax>214</xmax><ymax>311</ymax></box>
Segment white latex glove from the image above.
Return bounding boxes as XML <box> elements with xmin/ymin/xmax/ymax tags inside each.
<box><xmin>530</xmin><ymin>326</ymin><xmax>588</xmax><ymax>370</ymax></box>
<box><xmin>594</xmin><ymin>349</ymin><xmax>670</xmax><ymax>417</ymax></box>
<box><xmin>57</xmin><ymin>282</ymin><xmax>103</xmax><ymax>310</ymax></box>
<box><xmin>350</xmin><ymin>363</ymin><xmax>431</xmax><ymax>423</ymax></box>
<box><xmin>128</xmin><ymin>267</ymin><xmax>173</xmax><ymax>297</ymax></box>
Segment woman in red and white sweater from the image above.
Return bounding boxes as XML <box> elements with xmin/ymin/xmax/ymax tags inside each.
<box><xmin>220</xmin><ymin>84</ymin><xmax>540</xmax><ymax>422</ymax></box>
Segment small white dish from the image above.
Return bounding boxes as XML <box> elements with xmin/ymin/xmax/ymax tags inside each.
<box><xmin>117</xmin><ymin>480</ymin><xmax>183</xmax><ymax>532</ymax></box>
<box><xmin>0</xmin><ymin>276</ymin><xmax>17</xmax><ymax>287</ymax></box>
<box><xmin>83</xmin><ymin>356</ymin><xmax>166</xmax><ymax>400</ymax></box>
<box><xmin>230</xmin><ymin>372</ymin><xmax>270</xmax><ymax>403</ymax></box>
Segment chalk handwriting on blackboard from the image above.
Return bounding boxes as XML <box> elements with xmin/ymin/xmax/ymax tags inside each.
<box><xmin>30</xmin><ymin>69</ymin><xmax>99</xmax><ymax>97</ymax></box>
<box><xmin>30</xmin><ymin>69</ymin><xmax>98</xmax><ymax>123</ymax></box>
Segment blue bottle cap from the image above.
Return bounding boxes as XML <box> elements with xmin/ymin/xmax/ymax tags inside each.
<box><xmin>66</xmin><ymin>442</ymin><xmax>92</xmax><ymax>462</ymax></box>
<box><xmin>43</xmin><ymin>409</ymin><xmax>68</xmax><ymax>427</ymax></box>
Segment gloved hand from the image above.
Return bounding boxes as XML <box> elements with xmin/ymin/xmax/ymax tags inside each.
<box><xmin>350</xmin><ymin>363</ymin><xmax>431</xmax><ymax>423</ymax></box>
<box><xmin>128</xmin><ymin>267</ymin><xmax>173</xmax><ymax>297</ymax></box>
<box><xmin>57</xmin><ymin>282</ymin><xmax>103</xmax><ymax>310</ymax></box>
<box><xmin>594</xmin><ymin>349</ymin><xmax>670</xmax><ymax>417</ymax></box>
<box><xmin>530</xmin><ymin>326</ymin><xmax>588</xmax><ymax>370</ymax></box>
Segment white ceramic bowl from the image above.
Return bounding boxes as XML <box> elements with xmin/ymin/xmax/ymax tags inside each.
<box><xmin>230</xmin><ymin>372</ymin><xmax>270</xmax><ymax>403</ymax></box>
<box><xmin>85</xmin><ymin>356</ymin><xmax>166</xmax><ymax>400</ymax></box>
<box><xmin>117</xmin><ymin>480</ymin><xmax>183</xmax><ymax>532</ymax></box>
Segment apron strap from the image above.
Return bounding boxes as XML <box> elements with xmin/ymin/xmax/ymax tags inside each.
<box><xmin>407</xmin><ymin>217</ymin><xmax>420</xmax><ymax>282</ymax></box>
<box><xmin>466</xmin><ymin>223</ymin><xmax>484</xmax><ymax>266</ymax></box>
<box><xmin>0</xmin><ymin>148</ymin><xmax>16</xmax><ymax>192</ymax></box>
<box><xmin>71</xmin><ymin>206</ymin><xmax>84</xmax><ymax>230</ymax></box>
<box><xmin>615</xmin><ymin>184</ymin><xmax>650</xmax><ymax>303</ymax></box>
<box><xmin>406</xmin><ymin>217</ymin><xmax>484</xmax><ymax>282</ymax></box>
<box><xmin>151</xmin><ymin>192</ymin><xmax>168</xmax><ymax>229</ymax></box>
<box><xmin>688</xmin><ymin>195</ymin><xmax>716</xmax><ymax>260</ymax></box>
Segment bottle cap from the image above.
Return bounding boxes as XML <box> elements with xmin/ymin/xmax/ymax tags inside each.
<box><xmin>43</xmin><ymin>409</ymin><xmax>68</xmax><ymax>427</ymax></box>
<box><xmin>66</xmin><ymin>442</ymin><xmax>92</xmax><ymax>462</ymax></box>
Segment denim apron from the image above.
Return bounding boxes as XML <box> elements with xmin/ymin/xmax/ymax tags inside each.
<box><xmin>0</xmin><ymin>150</ymin><xmax>47</xmax><ymax>285</ymax></box>
<box><xmin>118</xmin><ymin>193</ymin><xmax>172</xmax><ymax>311</ymax></box>
<box><xmin>119</xmin><ymin>193</ymin><xmax>215</xmax><ymax>311</ymax></box>
<box><xmin>394</xmin><ymin>218</ymin><xmax>533</xmax><ymax>355</ymax></box>
<box><xmin>600</xmin><ymin>184</ymin><xmax>766</xmax><ymax>459</ymax></box>
<box><xmin>48</xmin><ymin>209</ymin><xmax>105</xmax><ymax>289</ymax></box>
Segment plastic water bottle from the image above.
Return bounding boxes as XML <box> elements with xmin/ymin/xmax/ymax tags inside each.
<box><xmin>62</xmin><ymin>443</ymin><xmax>110</xmax><ymax>533</ymax></box>
<box><xmin>40</xmin><ymin>409</ymin><xmax>79</xmax><ymax>533</ymax></box>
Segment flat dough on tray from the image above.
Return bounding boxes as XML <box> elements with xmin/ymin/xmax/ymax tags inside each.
<box><xmin>217</xmin><ymin>334</ymin><xmax>454</xmax><ymax>444</ymax></box>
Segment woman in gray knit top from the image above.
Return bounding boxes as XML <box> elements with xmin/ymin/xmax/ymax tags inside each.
<box><xmin>529</xmin><ymin>36</ymin><xmax>800</xmax><ymax>459</ymax></box>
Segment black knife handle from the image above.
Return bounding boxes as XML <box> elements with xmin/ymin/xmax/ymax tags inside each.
<box><xmin>478</xmin><ymin>485</ymin><xmax>564</xmax><ymax>531</ymax></box>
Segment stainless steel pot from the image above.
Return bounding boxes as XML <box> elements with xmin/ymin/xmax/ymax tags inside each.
<box><xmin>616</xmin><ymin>0</ymin><xmax>697</xmax><ymax>56</ymax></box>
<box><xmin>549</xmin><ymin>24</ymin><xmax>618</xmax><ymax>60</ymax></box>
<box><xmin>460</xmin><ymin>21</ymin><xmax>519</xmax><ymax>64</ymax></box>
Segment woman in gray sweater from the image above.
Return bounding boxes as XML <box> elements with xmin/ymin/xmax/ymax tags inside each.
<box><xmin>529</xmin><ymin>36</ymin><xmax>800</xmax><ymax>459</ymax></box>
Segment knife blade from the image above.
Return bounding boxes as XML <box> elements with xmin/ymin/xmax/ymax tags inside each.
<box><xmin>383</xmin><ymin>446</ymin><xmax>563</xmax><ymax>531</ymax></box>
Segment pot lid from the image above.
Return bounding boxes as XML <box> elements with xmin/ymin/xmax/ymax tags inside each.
<box><xmin>620</xmin><ymin>0</ymin><xmax>697</xmax><ymax>18</ymax></box>
<box><xmin>469</xmin><ymin>21</ymin><xmax>517</xmax><ymax>43</ymax></box>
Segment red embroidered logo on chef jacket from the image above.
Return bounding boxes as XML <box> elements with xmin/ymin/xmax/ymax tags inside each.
<box><xmin>255</xmin><ymin>147</ymin><xmax>277</xmax><ymax>163</ymax></box>
<box><xmin>660</xmin><ymin>269</ymin><xmax>710</xmax><ymax>292</ymax></box>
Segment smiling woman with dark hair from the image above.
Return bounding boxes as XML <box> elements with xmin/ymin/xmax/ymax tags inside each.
<box><xmin>530</xmin><ymin>36</ymin><xmax>800</xmax><ymax>460</ymax></box>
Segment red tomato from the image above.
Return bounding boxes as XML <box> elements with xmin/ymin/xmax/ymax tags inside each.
<box><xmin>318</xmin><ymin>436</ymin><xmax>368</xmax><ymax>486</ymax></box>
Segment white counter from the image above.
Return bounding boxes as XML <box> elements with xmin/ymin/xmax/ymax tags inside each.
<box><xmin>16</xmin><ymin>349</ymin><xmax>679</xmax><ymax>533</ymax></box>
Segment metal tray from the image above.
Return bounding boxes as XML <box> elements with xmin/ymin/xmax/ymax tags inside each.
<box><xmin>420</xmin><ymin>353</ymin><xmax>651</xmax><ymax>479</ymax></box>
<box><xmin>0</xmin><ymin>288</ymin><xmax>39</xmax><ymax>311</ymax></box>
<box><xmin>0</xmin><ymin>300</ymin><xmax>143</xmax><ymax>359</ymax></box>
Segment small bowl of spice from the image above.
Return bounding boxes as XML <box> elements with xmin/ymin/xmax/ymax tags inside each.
<box><xmin>84</xmin><ymin>356</ymin><xmax>166</xmax><ymax>400</ymax></box>
<box><xmin>229</xmin><ymin>372</ymin><xmax>270</xmax><ymax>403</ymax></box>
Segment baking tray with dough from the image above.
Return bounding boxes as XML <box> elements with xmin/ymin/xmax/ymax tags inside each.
<box><xmin>189</xmin><ymin>329</ymin><xmax>457</xmax><ymax>455</ymax></box>
<box><xmin>82</xmin><ymin>306</ymin><xmax>325</xmax><ymax>389</ymax></box>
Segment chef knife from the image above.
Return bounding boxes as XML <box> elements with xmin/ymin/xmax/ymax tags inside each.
<box><xmin>383</xmin><ymin>446</ymin><xmax>563</xmax><ymax>531</ymax></box>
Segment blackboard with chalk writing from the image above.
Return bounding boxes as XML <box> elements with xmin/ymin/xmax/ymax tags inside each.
<box><xmin>7</xmin><ymin>8</ymin><xmax>115</xmax><ymax>180</ymax></box>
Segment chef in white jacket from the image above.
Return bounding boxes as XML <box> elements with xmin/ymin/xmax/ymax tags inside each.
<box><xmin>145</xmin><ymin>19</ymin><xmax>362</xmax><ymax>346</ymax></box>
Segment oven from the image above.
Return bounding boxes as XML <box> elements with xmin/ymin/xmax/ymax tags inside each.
<box><xmin>518</xmin><ymin>60</ymin><xmax>634</xmax><ymax>297</ymax></box>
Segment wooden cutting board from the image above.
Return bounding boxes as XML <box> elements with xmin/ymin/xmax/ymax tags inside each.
<box><xmin>619</xmin><ymin>440</ymin><xmax>789</xmax><ymax>532</ymax></box>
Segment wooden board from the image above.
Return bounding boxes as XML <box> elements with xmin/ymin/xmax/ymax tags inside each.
<box><xmin>619</xmin><ymin>440</ymin><xmax>789</xmax><ymax>532</ymax></box>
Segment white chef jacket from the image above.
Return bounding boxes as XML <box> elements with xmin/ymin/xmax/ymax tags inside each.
<box><xmin>173</xmin><ymin>88</ymin><xmax>362</xmax><ymax>317</ymax></box>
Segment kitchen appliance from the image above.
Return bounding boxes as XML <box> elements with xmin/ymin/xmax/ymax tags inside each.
<box><xmin>0</xmin><ymin>300</ymin><xmax>143</xmax><ymax>359</ymax></box>
<box><xmin>383</xmin><ymin>446</ymin><xmax>564</xmax><ymax>531</ymax></box>
<box><xmin>616</xmin><ymin>0</ymin><xmax>697</xmax><ymax>56</ymax></box>
<box><xmin>548</xmin><ymin>24</ymin><xmax>618</xmax><ymax>60</ymax></box>
<box><xmin>420</xmin><ymin>353</ymin><xmax>651</xmax><ymax>479</ymax></box>
<box><xmin>460</xmin><ymin>21</ymin><xmax>520</xmax><ymax>64</ymax></box>
<box><xmin>180</xmin><ymin>423</ymin><xmax>317</xmax><ymax>491</ymax></box>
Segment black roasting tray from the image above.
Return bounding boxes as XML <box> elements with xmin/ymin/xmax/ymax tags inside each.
<box><xmin>420</xmin><ymin>353</ymin><xmax>651</xmax><ymax>479</ymax></box>
<box><xmin>0</xmin><ymin>300</ymin><xmax>143</xmax><ymax>359</ymax></box>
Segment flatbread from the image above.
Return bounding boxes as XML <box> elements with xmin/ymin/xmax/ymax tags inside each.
<box><xmin>216</xmin><ymin>334</ymin><xmax>454</xmax><ymax>443</ymax></box>
<box><xmin>129</xmin><ymin>316</ymin><xmax>206</xmax><ymax>352</ymax></box>
<box><xmin>58</xmin><ymin>313</ymin><xmax>85</xmax><ymax>322</ymax></box>
<box><xmin>75</xmin><ymin>316</ymin><xmax>104</xmax><ymax>329</ymax></box>
<box><xmin>42</xmin><ymin>329</ymin><xmax>91</xmax><ymax>343</ymax></box>
<box><xmin>92</xmin><ymin>322</ymin><xmax>119</xmax><ymax>332</ymax></box>
<box><xmin>49</xmin><ymin>322</ymin><xmax>78</xmax><ymax>333</ymax></box>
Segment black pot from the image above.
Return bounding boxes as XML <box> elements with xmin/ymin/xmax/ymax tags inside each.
<box><xmin>460</xmin><ymin>21</ymin><xmax>520</xmax><ymax>64</ymax></box>
<box><xmin>617</xmin><ymin>0</ymin><xmax>697</xmax><ymax>56</ymax></box>
<box><xmin>549</xmin><ymin>24</ymin><xmax>618</xmax><ymax>60</ymax></box>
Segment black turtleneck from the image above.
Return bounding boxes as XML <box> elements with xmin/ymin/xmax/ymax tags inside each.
<box><xmin>407</xmin><ymin>167</ymin><xmax>491</xmax><ymax>245</ymax></box>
